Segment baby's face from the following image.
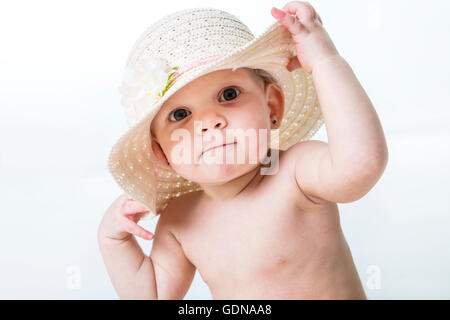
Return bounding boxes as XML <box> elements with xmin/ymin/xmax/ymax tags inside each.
<box><xmin>150</xmin><ymin>68</ymin><xmax>283</xmax><ymax>184</ymax></box>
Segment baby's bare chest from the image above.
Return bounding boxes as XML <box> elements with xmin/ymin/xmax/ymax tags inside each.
<box><xmin>178</xmin><ymin>196</ymin><xmax>342</xmax><ymax>289</ymax></box>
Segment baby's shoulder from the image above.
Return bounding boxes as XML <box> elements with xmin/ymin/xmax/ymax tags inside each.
<box><xmin>157</xmin><ymin>190</ymin><xmax>203</xmax><ymax>238</ymax></box>
<box><xmin>267</xmin><ymin>146</ymin><xmax>329</xmax><ymax>207</ymax></box>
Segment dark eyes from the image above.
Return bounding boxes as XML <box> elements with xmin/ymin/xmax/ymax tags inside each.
<box><xmin>168</xmin><ymin>86</ymin><xmax>241</xmax><ymax>122</ymax></box>
<box><xmin>219</xmin><ymin>86</ymin><xmax>241</xmax><ymax>102</ymax></box>
<box><xmin>169</xmin><ymin>108</ymin><xmax>190</xmax><ymax>122</ymax></box>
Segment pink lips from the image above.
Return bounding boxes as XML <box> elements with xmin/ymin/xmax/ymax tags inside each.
<box><xmin>202</xmin><ymin>142</ymin><xmax>236</xmax><ymax>156</ymax></box>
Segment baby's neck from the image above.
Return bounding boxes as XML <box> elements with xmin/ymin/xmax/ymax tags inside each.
<box><xmin>199</xmin><ymin>164</ymin><xmax>265</xmax><ymax>202</ymax></box>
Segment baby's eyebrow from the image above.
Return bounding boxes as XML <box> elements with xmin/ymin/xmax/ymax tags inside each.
<box><xmin>159</xmin><ymin>102</ymin><xmax>169</xmax><ymax>113</ymax></box>
<box><xmin>162</xmin><ymin>76</ymin><xmax>250</xmax><ymax>110</ymax></box>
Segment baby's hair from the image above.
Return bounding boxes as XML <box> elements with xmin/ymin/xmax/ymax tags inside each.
<box><xmin>247</xmin><ymin>68</ymin><xmax>279</xmax><ymax>87</ymax></box>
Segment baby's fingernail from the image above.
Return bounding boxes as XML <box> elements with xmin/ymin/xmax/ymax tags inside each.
<box><xmin>272</xmin><ymin>7</ymin><xmax>285</xmax><ymax>18</ymax></box>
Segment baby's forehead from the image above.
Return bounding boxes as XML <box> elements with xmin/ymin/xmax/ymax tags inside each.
<box><xmin>192</xmin><ymin>67</ymin><xmax>256</xmax><ymax>85</ymax></box>
<box><xmin>151</xmin><ymin>68</ymin><xmax>260</xmax><ymax>134</ymax></box>
<box><xmin>163</xmin><ymin>68</ymin><xmax>257</xmax><ymax>103</ymax></box>
<box><xmin>197</xmin><ymin>67</ymin><xmax>256</xmax><ymax>83</ymax></box>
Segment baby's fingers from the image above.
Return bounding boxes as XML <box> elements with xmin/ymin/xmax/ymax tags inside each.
<box><xmin>123</xmin><ymin>198</ymin><xmax>149</xmax><ymax>215</ymax></box>
<box><xmin>122</xmin><ymin>217</ymin><xmax>154</xmax><ymax>240</ymax></box>
<box><xmin>282</xmin><ymin>1</ymin><xmax>317</xmax><ymax>25</ymax></box>
<box><xmin>271</xmin><ymin>7</ymin><xmax>305</xmax><ymax>37</ymax></box>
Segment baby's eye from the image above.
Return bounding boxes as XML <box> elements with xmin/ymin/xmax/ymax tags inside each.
<box><xmin>169</xmin><ymin>108</ymin><xmax>191</xmax><ymax>122</ymax></box>
<box><xmin>219</xmin><ymin>86</ymin><xmax>241</xmax><ymax>102</ymax></box>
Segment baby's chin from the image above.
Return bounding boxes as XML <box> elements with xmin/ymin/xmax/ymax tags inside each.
<box><xmin>169</xmin><ymin>142</ymin><xmax>269</xmax><ymax>183</ymax></box>
<box><xmin>172</xmin><ymin>161</ymin><xmax>258</xmax><ymax>185</ymax></box>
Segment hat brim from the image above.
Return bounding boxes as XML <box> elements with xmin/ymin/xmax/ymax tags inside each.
<box><xmin>108</xmin><ymin>21</ymin><xmax>324</xmax><ymax>218</ymax></box>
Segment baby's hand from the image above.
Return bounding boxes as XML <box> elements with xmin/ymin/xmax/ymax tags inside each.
<box><xmin>98</xmin><ymin>193</ymin><xmax>154</xmax><ymax>241</ymax></box>
<box><xmin>271</xmin><ymin>1</ymin><xmax>340</xmax><ymax>73</ymax></box>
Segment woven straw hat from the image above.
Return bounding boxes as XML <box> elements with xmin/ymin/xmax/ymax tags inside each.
<box><xmin>108</xmin><ymin>7</ymin><xmax>324</xmax><ymax>219</ymax></box>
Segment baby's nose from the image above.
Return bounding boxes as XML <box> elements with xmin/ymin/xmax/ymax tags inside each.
<box><xmin>201</xmin><ymin>120</ymin><xmax>225</xmax><ymax>132</ymax></box>
<box><xmin>195</xmin><ymin>112</ymin><xmax>228</xmax><ymax>133</ymax></box>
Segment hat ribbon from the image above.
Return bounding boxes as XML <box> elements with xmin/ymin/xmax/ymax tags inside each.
<box><xmin>168</xmin><ymin>54</ymin><xmax>227</xmax><ymax>86</ymax></box>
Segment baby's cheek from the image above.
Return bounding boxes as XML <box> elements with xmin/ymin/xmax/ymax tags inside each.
<box><xmin>170</xmin><ymin>163</ymin><xmax>201</xmax><ymax>183</ymax></box>
<box><xmin>166</xmin><ymin>140</ymin><xmax>199</xmax><ymax>167</ymax></box>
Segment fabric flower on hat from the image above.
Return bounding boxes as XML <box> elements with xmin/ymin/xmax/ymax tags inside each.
<box><xmin>117</xmin><ymin>56</ymin><xmax>179</xmax><ymax>117</ymax></box>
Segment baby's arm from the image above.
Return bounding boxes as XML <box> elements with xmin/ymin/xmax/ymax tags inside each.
<box><xmin>272</xmin><ymin>2</ymin><xmax>388</xmax><ymax>203</ymax></box>
<box><xmin>98</xmin><ymin>194</ymin><xmax>196</xmax><ymax>299</ymax></box>
<box><xmin>287</xmin><ymin>55</ymin><xmax>389</xmax><ymax>204</ymax></box>
<box><xmin>149</xmin><ymin>213</ymin><xmax>197</xmax><ymax>299</ymax></box>
<box><xmin>98</xmin><ymin>233</ymin><xmax>158</xmax><ymax>299</ymax></box>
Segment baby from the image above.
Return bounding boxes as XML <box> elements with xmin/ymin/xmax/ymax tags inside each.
<box><xmin>98</xmin><ymin>2</ymin><xmax>388</xmax><ymax>299</ymax></box>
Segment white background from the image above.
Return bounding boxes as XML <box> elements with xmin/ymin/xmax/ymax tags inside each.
<box><xmin>1</xmin><ymin>0</ymin><xmax>449</xmax><ymax>299</ymax></box>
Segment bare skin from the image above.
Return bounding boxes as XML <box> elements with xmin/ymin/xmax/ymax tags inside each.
<box><xmin>157</xmin><ymin>148</ymin><xmax>367</xmax><ymax>299</ymax></box>
<box><xmin>99</xmin><ymin>1</ymin><xmax>387</xmax><ymax>300</ymax></box>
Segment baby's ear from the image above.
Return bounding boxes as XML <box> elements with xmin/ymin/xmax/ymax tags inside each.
<box><xmin>150</xmin><ymin>135</ymin><xmax>170</xmax><ymax>168</ymax></box>
<box><xmin>265</xmin><ymin>83</ymin><xmax>285</xmax><ymax>128</ymax></box>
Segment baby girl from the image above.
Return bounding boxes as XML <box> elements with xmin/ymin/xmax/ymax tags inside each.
<box><xmin>98</xmin><ymin>2</ymin><xmax>388</xmax><ymax>299</ymax></box>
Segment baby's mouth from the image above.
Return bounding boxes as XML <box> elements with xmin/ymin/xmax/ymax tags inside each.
<box><xmin>201</xmin><ymin>141</ymin><xmax>237</xmax><ymax>157</ymax></box>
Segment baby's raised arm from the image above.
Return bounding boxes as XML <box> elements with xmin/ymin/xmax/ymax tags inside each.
<box><xmin>97</xmin><ymin>193</ymin><xmax>196</xmax><ymax>299</ymax></box>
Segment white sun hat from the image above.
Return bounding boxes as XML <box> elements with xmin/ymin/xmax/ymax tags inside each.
<box><xmin>108</xmin><ymin>7</ymin><xmax>324</xmax><ymax>219</ymax></box>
